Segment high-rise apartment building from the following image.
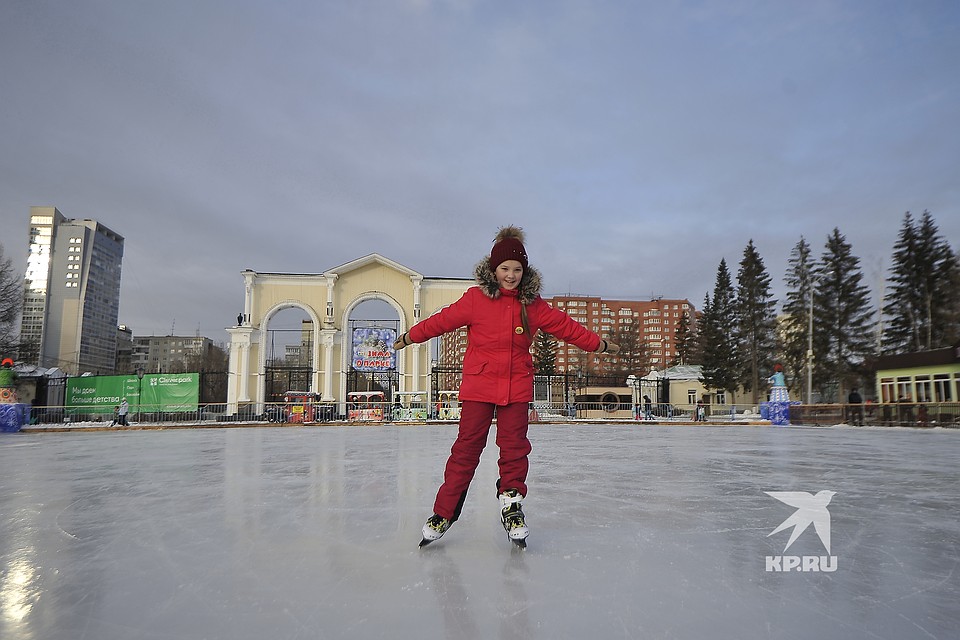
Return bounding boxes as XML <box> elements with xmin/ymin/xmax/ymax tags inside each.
<box><xmin>20</xmin><ymin>207</ymin><xmax>124</xmax><ymax>375</ymax></box>
<box><xmin>131</xmin><ymin>335</ymin><xmax>215</xmax><ymax>373</ymax></box>
<box><xmin>548</xmin><ymin>296</ymin><xmax>695</xmax><ymax>373</ymax></box>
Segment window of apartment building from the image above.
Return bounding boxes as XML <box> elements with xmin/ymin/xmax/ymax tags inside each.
<box><xmin>687</xmin><ymin>389</ymin><xmax>697</xmax><ymax>404</ymax></box>
<box><xmin>715</xmin><ymin>392</ymin><xmax>727</xmax><ymax>405</ymax></box>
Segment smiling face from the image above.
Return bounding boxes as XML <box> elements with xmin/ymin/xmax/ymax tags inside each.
<box><xmin>494</xmin><ymin>260</ymin><xmax>524</xmax><ymax>290</ymax></box>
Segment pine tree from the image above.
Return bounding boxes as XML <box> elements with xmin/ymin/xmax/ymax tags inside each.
<box><xmin>735</xmin><ymin>240</ymin><xmax>778</xmax><ymax>403</ymax></box>
<box><xmin>698</xmin><ymin>260</ymin><xmax>739</xmax><ymax>395</ymax></box>
<box><xmin>671</xmin><ymin>310</ymin><xmax>695</xmax><ymax>365</ymax></box>
<box><xmin>781</xmin><ymin>237</ymin><xmax>816</xmax><ymax>400</ymax></box>
<box><xmin>883</xmin><ymin>211</ymin><xmax>960</xmax><ymax>353</ymax></box>
<box><xmin>533</xmin><ymin>330</ymin><xmax>558</xmax><ymax>375</ymax></box>
<box><xmin>937</xmin><ymin>245</ymin><xmax>960</xmax><ymax>346</ymax></box>
<box><xmin>816</xmin><ymin>228</ymin><xmax>875</xmax><ymax>400</ymax></box>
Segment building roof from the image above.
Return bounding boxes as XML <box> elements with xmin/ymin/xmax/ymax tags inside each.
<box><xmin>642</xmin><ymin>364</ymin><xmax>703</xmax><ymax>381</ymax></box>
<box><xmin>875</xmin><ymin>344</ymin><xmax>960</xmax><ymax>370</ymax></box>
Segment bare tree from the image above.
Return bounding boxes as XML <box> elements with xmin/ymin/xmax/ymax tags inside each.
<box><xmin>0</xmin><ymin>243</ymin><xmax>22</xmax><ymax>358</ymax></box>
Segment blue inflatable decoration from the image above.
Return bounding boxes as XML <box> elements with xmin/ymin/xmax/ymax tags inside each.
<box><xmin>0</xmin><ymin>403</ymin><xmax>28</xmax><ymax>432</ymax></box>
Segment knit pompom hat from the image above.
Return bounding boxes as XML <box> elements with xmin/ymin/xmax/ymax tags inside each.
<box><xmin>489</xmin><ymin>226</ymin><xmax>528</xmax><ymax>271</ymax></box>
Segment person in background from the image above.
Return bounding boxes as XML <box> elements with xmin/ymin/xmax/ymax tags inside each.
<box><xmin>847</xmin><ymin>388</ymin><xmax>864</xmax><ymax>426</ymax></box>
<box><xmin>117</xmin><ymin>398</ymin><xmax>130</xmax><ymax>426</ymax></box>
<box><xmin>643</xmin><ymin>394</ymin><xmax>653</xmax><ymax>420</ymax></box>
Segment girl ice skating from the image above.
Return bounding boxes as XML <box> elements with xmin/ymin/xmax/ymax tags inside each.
<box><xmin>393</xmin><ymin>226</ymin><xmax>620</xmax><ymax>548</ymax></box>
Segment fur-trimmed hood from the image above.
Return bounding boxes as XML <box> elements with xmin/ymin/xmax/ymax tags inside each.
<box><xmin>473</xmin><ymin>258</ymin><xmax>542</xmax><ymax>305</ymax></box>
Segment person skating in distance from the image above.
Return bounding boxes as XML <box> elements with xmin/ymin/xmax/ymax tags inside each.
<box><xmin>394</xmin><ymin>226</ymin><xmax>620</xmax><ymax>548</ymax></box>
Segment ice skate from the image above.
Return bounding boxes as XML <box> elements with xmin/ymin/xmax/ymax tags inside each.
<box><xmin>419</xmin><ymin>514</ymin><xmax>452</xmax><ymax>547</ymax></box>
<box><xmin>499</xmin><ymin>489</ymin><xmax>529</xmax><ymax>548</ymax></box>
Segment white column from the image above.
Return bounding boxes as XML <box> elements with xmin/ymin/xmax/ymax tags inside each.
<box><xmin>227</xmin><ymin>326</ymin><xmax>254</xmax><ymax>414</ymax></box>
<box><xmin>408</xmin><ymin>276</ymin><xmax>424</xmax><ymax>392</ymax></box>
<box><xmin>320</xmin><ymin>329</ymin><xmax>337</xmax><ymax>402</ymax></box>
<box><xmin>411</xmin><ymin>343</ymin><xmax>423</xmax><ymax>393</ymax></box>
<box><xmin>242</xmin><ymin>270</ymin><xmax>256</xmax><ymax>325</ymax></box>
<box><xmin>411</xmin><ymin>276</ymin><xmax>423</xmax><ymax>322</ymax></box>
<box><xmin>238</xmin><ymin>343</ymin><xmax>250</xmax><ymax>401</ymax></box>
<box><xmin>324</xmin><ymin>274</ymin><xmax>338</xmax><ymax>327</ymax></box>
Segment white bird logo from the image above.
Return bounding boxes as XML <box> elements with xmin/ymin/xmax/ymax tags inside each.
<box><xmin>766</xmin><ymin>490</ymin><xmax>836</xmax><ymax>554</ymax></box>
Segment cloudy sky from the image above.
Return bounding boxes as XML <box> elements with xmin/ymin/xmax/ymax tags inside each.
<box><xmin>2</xmin><ymin>0</ymin><xmax>957</xmax><ymax>343</ymax></box>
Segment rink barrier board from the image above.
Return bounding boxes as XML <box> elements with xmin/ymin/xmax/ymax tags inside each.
<box><xmin>10</xmin><ymin>401</ymin><xmax>959</xmax><ymax>433</ymax></box>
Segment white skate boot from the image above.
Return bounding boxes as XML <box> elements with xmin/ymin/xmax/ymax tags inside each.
<box><xmin>499</xmin><ymin>489</ymin><xmax>529</xmax><ymax>548</ymax></box>
<box><xmin>419</xmin><ymin>514</ymin><xmax>452</xmax><ymax>547</ymax></box>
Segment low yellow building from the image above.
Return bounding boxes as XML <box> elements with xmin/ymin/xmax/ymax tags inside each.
<box><xmin>874</xmin><ymin>344</ymin><xmax>960</xmax><ymax>404</ymax></box>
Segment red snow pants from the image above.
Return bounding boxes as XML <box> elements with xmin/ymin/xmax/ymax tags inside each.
<box><xmin>433</xmin><ymin>400</ymin><xmax>532</xmax><ymax>521</ymax></box>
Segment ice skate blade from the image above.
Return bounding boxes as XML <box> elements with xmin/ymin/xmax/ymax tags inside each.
<box><xmin>419</xmin><ymin>537</ymin><xmax>434</xmax><ymax>548</ymax></box>
<box><xmin>511</xmin><ymin>538</ymin><xmax>527</xmax><ymax>549</ymax></box>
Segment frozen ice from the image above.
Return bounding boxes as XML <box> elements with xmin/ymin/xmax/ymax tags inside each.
<box><xmin>1</xmin><ymin>424</ymin><xmax>958</xmax><ymax>639</ymax></box>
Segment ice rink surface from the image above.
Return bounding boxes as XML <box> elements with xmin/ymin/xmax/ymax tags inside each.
<box><xmin>1</xmin><ymin>423</ymin><xmax>957</xmax><ymax>640</ymax></box>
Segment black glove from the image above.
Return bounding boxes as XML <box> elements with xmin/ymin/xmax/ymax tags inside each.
<box><xmin>596</xmin><ymin>339</ymin><xmax>620</xmax><ymax>355</ymax></box>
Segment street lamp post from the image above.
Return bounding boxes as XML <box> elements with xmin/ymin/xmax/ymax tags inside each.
<box><xmin>807</xmin><ymin>285</ymin><xmax>814</xmax><ymax>405</ymax></box>
<box><xmin>626</xmin><ymin>374</ymin><xmax>638</xmax><ymax>420</ymax></box>
<box><xmin>136</xmin><ymin>367</ymin><xmax>145</xmax><ymax>423</ymax></box>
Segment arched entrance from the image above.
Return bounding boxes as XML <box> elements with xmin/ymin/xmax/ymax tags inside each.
<box><xmin>225</xmin><ymin>254</ymin><xmax>473</xmax><ymax>417</ymax></box>
<box><xmin>260</xmin><ymin>304</ymin><xmax>317</xmax><ymax>404</ymax></box>
<box><xmin>343</xmin><ymin>297</ymin><xmax>401</xmax><ymax>402</ymax></box>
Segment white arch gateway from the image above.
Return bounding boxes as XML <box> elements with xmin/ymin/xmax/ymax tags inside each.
<box><xmin>226</xmin><ymin>254</ymin><xmax>472</xmax><ymax>417</ymax></box>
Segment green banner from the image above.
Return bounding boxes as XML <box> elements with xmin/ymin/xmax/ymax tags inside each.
<box><xmin>66</xmin><ymin>373</ymin><xmax>200</xmax><ymax>413</ymax></box>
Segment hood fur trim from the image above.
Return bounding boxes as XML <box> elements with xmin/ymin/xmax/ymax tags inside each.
<box><xmin>474</xmin><ymin>258</ymin><xmax>542</xmax><ymax>305</ymax></box>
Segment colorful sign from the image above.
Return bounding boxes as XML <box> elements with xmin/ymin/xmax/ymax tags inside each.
<box><xmin>66</xmin><ymin>373</ymin><xmax>200</xmax><ymax>413</ymax></box>
<box><xmin>351</xmin><ymin>327</ymin><xmax>397</xmax><ymax>371</ymax></box>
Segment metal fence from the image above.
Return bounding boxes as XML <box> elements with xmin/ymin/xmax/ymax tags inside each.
<box><xmin>14</xmin><ymin>400</ymin><xmax>960</xmax><ymax>429</ymax></box>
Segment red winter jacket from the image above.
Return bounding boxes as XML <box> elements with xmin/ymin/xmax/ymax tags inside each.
<box><xmin>408</xmin><ymin>260</ymin><xmax>602</xmax><ymax>406</ymax></box>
